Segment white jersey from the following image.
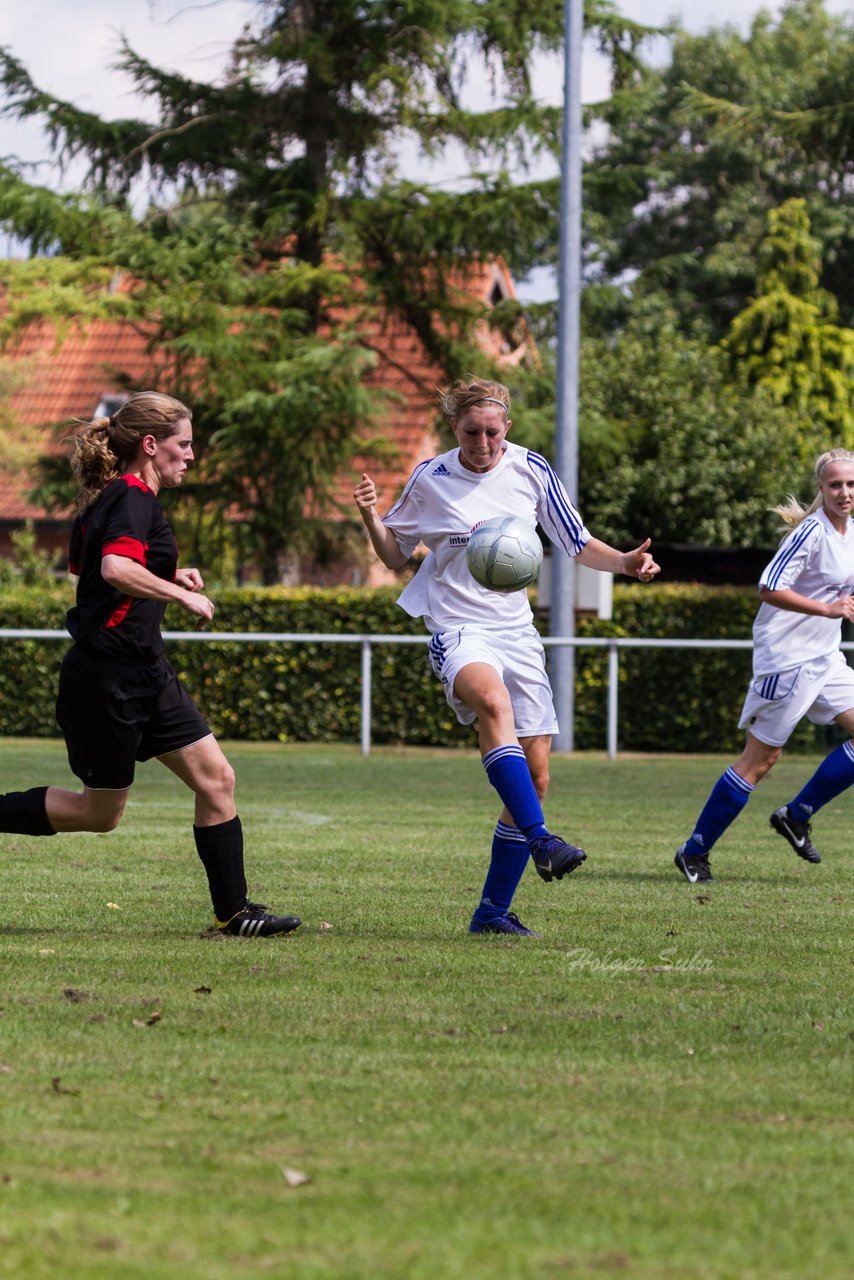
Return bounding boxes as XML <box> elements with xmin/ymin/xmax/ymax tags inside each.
<box><xmin>753</xmin><ymin>507</ymin><xmax>854</xmax><ymax>675</ymax></box>
<box><xmin>382</xmin><ymin>440</ymin><xmax>590</xmax><ymax>632</ymax></box>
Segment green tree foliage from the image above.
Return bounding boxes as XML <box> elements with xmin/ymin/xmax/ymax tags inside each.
<box><xmin>584</xmin><ymin>0</ymin><xmax>854</xmax><ymax>336</ymax></box>
<box><xmin>578</xmin><ymin>296</ymin><xmax>791</xmax><ymax>548</ymax></box>
<box><xmin>720</xmin><ymin>199</ymin><xmax>854</xmax><ymax>459</ymax></box>
<box><xmin>0</xmin><ymin>1</ymin><xmax>647</xmax><ymax>580</ymax></box>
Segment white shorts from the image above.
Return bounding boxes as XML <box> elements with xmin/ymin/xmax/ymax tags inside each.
<box><xmin>738</xmin><ymin>650</ymin><xmax>854</xmax><ymax>747</ymax></box>
<box><xmin>427</xmin><ymin>623</ymin><xmax>558</xmax><ymax>736</ymax></box>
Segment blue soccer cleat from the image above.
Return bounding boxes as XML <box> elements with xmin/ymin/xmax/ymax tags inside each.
<box><xmin>528</xmin><ymin>833</ymin><xmax>587</xmax><ymax>882</ymax></box>
<box><xmin>469</xmin><ymin>910</ymin><xmax>541</xmax><ymax>936</ymax></box>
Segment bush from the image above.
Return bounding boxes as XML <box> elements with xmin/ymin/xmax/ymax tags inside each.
<box><xmin>0</xmin><ymin>582</ymin><xmax>828</xmax><ymax>752</ymax></box>
<box><xmin>0</xmin><ymin>584</ymin><xmax>75</xmax><ymax>736</ymax></box>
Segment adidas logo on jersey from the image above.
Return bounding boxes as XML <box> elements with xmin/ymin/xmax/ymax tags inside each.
<box><xmin>431</xmin><ymin>463</ymin><xmax>451</xmax><ymax>477</ymax></box>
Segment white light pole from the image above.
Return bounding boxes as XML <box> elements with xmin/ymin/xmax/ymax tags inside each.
<box><xmin>551</xmin><ymin>0</ymin><xmax>583</xmax><ymax>753</ymax></box>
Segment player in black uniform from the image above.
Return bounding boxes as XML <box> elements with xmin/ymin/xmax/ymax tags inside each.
<box><xmin>0</xmin><ymin>391</ymin><xmax>300</xmax><ymax>938</ymax></box>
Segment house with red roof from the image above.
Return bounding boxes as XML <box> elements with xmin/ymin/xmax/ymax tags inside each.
<box><xmin>0</xmin><ymin>258</ymin><xmax>525</xmax><ymax>584</ymax></box>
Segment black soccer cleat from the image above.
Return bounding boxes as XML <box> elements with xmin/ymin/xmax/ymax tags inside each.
<box><xmin>528</xmin><ymin>833</ymin><xmax>587</xmax><ymax>883</ymax></box>
<box><xmin>770</xmin><ymin>807</ymin><xmax>821</xmax><ymax>864</ymax></box>
<box><xmin>216</xmin><ymin>902</ymin><xmax>302</xmax><ymax>937</ymax></box>
<box><xmin>674</xmin><ymin>844</ymin><xmax>714</xmax><ymax>883</ymax></box>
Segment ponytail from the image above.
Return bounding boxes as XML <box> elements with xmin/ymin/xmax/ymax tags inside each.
<box><xmin>71</xmin><ymin>417</ymin><xmax>123</xmax><ymax>511</ymax></box>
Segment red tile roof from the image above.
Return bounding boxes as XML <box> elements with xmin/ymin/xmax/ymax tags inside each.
<box><xmin>0</xmin><ymin>315</ymin><xmax>156</xmax><ymax>519</ymax></box>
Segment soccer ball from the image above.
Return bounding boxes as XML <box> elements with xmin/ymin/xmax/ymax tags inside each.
<box><xmin>465</xmin><ymin>516</ymin><xmax>543</xmax><ymax>593</ymax></box>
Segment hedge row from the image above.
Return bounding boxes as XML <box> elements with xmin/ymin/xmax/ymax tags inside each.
<box><xmin>0</xmin><ymin>582</ymin><xmax>833</xmax><ymax>752</ymax></box>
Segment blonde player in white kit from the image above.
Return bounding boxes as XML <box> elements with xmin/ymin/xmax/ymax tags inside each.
<box><xmin>354</xmin><ymin>377</ymin><xmax>660</xmax><ymax>936</ymax></box>
<box><xmin>675</xmin><ymin>449</ymin><xmax>854</xmax><ymax>884</ymax></box>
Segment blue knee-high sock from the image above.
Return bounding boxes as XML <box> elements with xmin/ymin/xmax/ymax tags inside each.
<box><xmin>482</xmin><ymin>745</ymin><xmax>547</xmax><ymax>841</ymax></box>
<box><xmin>472</xmin><ymin>822</ymin><xmax>529</xmax><ymax>923</ymax></box>
<box><xmin>788</xmin><ymin>740</ymin><xmax>854</xmax><ymax>823</ymax></box>
<box><xmin>684</xmin><ymin>766</ymin><xmax>755</xmax><ymax>856</ymax></box>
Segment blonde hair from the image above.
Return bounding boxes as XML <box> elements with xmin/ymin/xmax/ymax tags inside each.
<box><xmin>71</xmin><ymin>391</ymin><xmax>192</xmax><ymax>511</ymax></box>
<box><xmin>773</xmin><ymin>448</ymin><xmax>854</xmax><ymax>532</ymax></box>
<box><xmin>438</xmin><ymin>377</ymin><xmax>510</xmax><ymax>421</ymax></box>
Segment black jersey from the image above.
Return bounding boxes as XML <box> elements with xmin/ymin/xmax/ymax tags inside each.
<box><xmin>66</xmin><ymin>475</ymin><xmax>179</xmax><ymax>662</ymax></box>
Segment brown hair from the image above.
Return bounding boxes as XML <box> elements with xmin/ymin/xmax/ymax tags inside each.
<box><xmin>71</xmin><ymin>391</ymin><xmax>192</xmax><ymax>511</ymax></box>
<box><xmin>437</xmin><ymin>377</ymin><xmax>510</xmax><ymax>421</ymax></box>
<box><xmin>773</xmin><ymin>448</ymin><xmax>854</xmax><ymax>532</ymax></box>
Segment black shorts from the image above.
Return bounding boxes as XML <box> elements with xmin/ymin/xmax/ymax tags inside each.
<box><xmin>56</xmin><ymin>647</ymin><xmax>211</xmax><ymax>790</ymax></box>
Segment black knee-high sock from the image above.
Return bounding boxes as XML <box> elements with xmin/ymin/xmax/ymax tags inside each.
<box><xmin>0</xmin><ymin>787</ymin><xmax>55</xmax><ymax>835</ymax></box>
<box><xmin>193</xmin><ymin>815</ymin><xmax>248</xmax><ymax>921</ymax></box>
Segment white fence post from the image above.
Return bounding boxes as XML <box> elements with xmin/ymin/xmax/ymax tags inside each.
<box><xmin>360</xmin><ymin>639</ymin><xmax>372</xmax><ymax>757</ymax></box>
<box><xmin>607</xmin><ymin>640</ymin><xmax>619</xmax><ymax>761</ymax></box>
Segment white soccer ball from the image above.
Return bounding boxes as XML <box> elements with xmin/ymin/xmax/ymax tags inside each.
<box><xmin>465</xmin><ymin>516</ymin><xmax>543</xmax><ymax>593</ymax></box>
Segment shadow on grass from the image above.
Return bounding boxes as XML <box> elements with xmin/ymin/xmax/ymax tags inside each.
<box><xmin>590</xmin><ymin>869</ymin><xmax>685</xmax><ymax>883</ymax></box>
<box><xmin>593</xmin><ymin>868</ymin><xmax>813</xmax><ymax>886</ymax></box>
<box><xmin>0</xmin><ymin>926</ymin><xmax>60</xmax><ymax>935</ymax></box>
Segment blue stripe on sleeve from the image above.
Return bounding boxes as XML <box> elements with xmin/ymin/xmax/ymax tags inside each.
<box><xmin>763</xmin><ymin>519</ymin><xmax>819</xmax><ymax>590</ymax></box>
<box><xmin>526</xmin><ymin>451</ymin><xmax>586</xmax><ymax>552</ymax></box>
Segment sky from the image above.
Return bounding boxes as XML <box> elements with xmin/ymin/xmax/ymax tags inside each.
<box><xmin>0</xmin><ymin>0</ymin><xmax>849</xmax><ymax>290</ymax></box>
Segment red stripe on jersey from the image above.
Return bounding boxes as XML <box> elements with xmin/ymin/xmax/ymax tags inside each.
<box><xmin>105</xmin><ymin>597</ymin><xmax>133</xmax><ymax>629</ymax></box>
<box><xmin>102</xmin><ymin>536</ymin><xmax>147</xmax><ymax>563</ymax></box>
<box><xmin>121</xmin><ymin>474</ymin><xmax>153</xmax><ymax>493</ymax></box>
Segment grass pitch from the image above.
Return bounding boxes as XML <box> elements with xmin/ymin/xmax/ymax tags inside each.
<box><xmin>1</xmin><ymin>741</ymin><xmax>852</xmax><ymax>1280</ymax></box>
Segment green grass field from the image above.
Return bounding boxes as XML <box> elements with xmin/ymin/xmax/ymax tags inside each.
<box><xmin>1</xmin><ymin>740</ymin><xmax>852</xmax><ymax>1280</ymax></box>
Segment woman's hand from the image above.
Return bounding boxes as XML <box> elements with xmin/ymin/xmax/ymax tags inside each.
<box><xmin>180</xmin><ymin>590</ymin><xmax>215</xmax><ymax>625</ymax></box>
<box><xmin>576</xmin><ymin>536</ymin><xmax>660</xmax><ymax>581</ymax></box>
<box><xmin>623</xmin><ymin>538</ymin><xmax>660</xmax><ymax>583</ymax></box>
<box><xmin>175</xmin><ymin>566</ymin><xmax>204</xmax><ymax>592</ymax></box>
<box><xmin>825</xmin><ymin>594</ymin><xmax>854</xmax><ymax>621</ymax></box>
<box><xmin>353</xmin><ymin>472</ymin><xmax>379</xmax><ymax>520</ymax></box>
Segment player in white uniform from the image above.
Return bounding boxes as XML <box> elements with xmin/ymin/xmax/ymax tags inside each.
<box><xmin>354</xmin><ymin>377</ymin><xmax>659</xmax><ymax>936</ymax></box>
<box><xmin>674</xmin><ymin>449</ymin><xmax>854</xmax><ymax>883</ymax></box>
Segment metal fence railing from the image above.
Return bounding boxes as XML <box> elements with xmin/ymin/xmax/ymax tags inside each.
<box><xmin>2</xmin><ymin>630</ymin><xmax>851</xmax><ymax>759</ymax></box>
